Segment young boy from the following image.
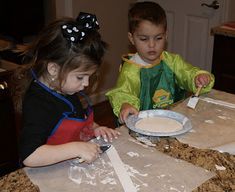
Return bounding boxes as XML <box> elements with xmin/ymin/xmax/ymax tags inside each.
<box><xmin>106</xmin><ymin>1</ymin><xmax>214</xmax><ymax>123</ymax></box>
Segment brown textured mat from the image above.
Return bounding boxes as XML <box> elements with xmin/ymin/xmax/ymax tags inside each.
<box><xmin>0</xmin><ymin>169</ymin><xmax>39</xmax><ymax>192</ymax></box>
<box><xmin>155</xmin><ymin>137</ymin><xmax>235</xmax><ymax>192</ymax></box>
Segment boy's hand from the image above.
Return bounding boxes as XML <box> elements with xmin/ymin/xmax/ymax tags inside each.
<box><xmin>119</xmin><ymin>103</ymin><xmax>139</xmax><ymax>124</ymax></box>
<box><xmin>195</xmin><ymin>74</ymin><xmax>211</xmax><ymax>88</ymax></box>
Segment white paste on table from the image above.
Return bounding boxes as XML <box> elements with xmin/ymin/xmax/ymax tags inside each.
<box><xmin>218</xmin><ymin>115</ymin><xmax>230</xmax><ymax>120</ymax></box>
<box><xmin>127</xmin><ymin>151</ymin><xmax>140</xmax><ymax>157</ymax></box>
<box><xmin>205</xmin><ymin>120</ymin><xmax>214</xmax><ymax>124</ymax></box>
<box><xmin>200</xmin><ymin>97</ymin><xmax>235</xmax><ymax>109</ymax></box>
<box><xmin>106</xmin><ymin>146</ymin><xmax>137</xmax><ymax>192</ymax></box>
<box><xmin>135</xmin><ymin>117</ymin><xmax>183</xmax><ymax>133</ymax></box>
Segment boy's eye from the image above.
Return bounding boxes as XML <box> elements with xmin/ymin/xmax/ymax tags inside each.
<box><xmin>138</xmin><ymin>36</ymin><xmax>148</xmax><ymax>41</ymax></box>
<box><xmin>155</xmin><ymin>36</ymin><xmax>163</xmax><ymax>40</ymax></box>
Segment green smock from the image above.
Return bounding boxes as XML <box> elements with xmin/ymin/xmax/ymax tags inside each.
<box><xmin>106</xmin><ymin>51</ymin><xmax>215</xmax><ymax>117</ymax></box>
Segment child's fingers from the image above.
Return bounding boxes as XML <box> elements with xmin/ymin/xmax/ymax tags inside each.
<box><xmin>112</xmin><ymin>129</ymin><xmax>121</xmax><ymax>139</ymax></box>
<box><xmin>195</xmin><ymin>80</ymin><xmax>203</xmax><ymax>88</ymax></box>
<box><xmin>94</xmin><ymin>127</ymin><xmax>109</xmax><ymax>142</ymax></box>
<box><xmin>81</xmin><ymin>143</ymin><xmax>101</xmax><ymax>163</ymax></box>
<box><xmin>119</xmin><ymin>110</ymin><xmax>128</xmax><ymax>123</ymax></box>
<box><xmin>119</xmin><ymin>116</ymin><xmax>124</xmax><ymax>124</ymax></box>
<box><xmin>106</xmin><ymin>129</ymin><xmax>120</xmax><ymax>141</ymax></box>
<box><xmin>105</xmin><ymin>130</ymin><xmax>121</xmax><ymax>142</ymax></box>
<box><xmin>120</xmin><ymin>108</ymin><xmax>138</xmax><ymax>123</ymax></box>
<box><xmin>195</xmin><ymin>74</ymin><xmax>211</xmax><ymax>87</ymax></box>
<box><xmin>101</xmin><ymin>130</ymin><xmax>114</xmax><ymax>142</ymax></box>
<box><xmin>95</xmin><ymin>127</ymin><xmax>120</xmax><ymax>142</ymax></box>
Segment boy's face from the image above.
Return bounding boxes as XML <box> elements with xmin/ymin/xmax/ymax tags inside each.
<box><xmin>128</xmin><ymin>20</ymin><xmax>167</xmax><ymax>64</ymax></box>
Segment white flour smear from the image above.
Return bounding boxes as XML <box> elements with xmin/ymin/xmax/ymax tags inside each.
<box><xmin>200</xmin><ymin>97</ymin><xmax>235</xmax><ymax>109</ymax></box>
<box><xmin>106</xmin><ymin>146</ymin><xmax>137</xmax><ymax>192</ymax></box>
<box><xmin>68</xmin><ymin>148</ymin><xmax>152</xmax><ymax>191</ymax></box>
<box><xmin>68</xmin><ymin>156</ymin><xmax>117</xmax><ymax>186</ymax></box>
<box><xmin>124</xmin><ymin>163</ymin><xmax>149</xmax><ymax>189</ymax></box>
<box><xmin>127</xmin><ymin>151</ymin><xmax>140</xmax><ymax>157</ymax></box>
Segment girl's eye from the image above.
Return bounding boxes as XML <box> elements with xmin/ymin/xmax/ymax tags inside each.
<box><xmin>140</xmin><ymin>38</ymin><xmax>147</xmax><ymax>41</ymax></box>
<box><xmin>76</xmin><ymin>76</ymin><xmax>84</xmax><ymax>80</ymax></box>
<box><xmin>140</xmin><ymin>37</ymin><xmax>148</xmax><ymax>41</ymax></box>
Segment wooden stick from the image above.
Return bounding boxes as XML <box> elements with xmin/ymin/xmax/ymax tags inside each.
<box><xmin>195</xmin><ymin>86</ymin><xmax>203</xmax><ymax>97</ymax></box>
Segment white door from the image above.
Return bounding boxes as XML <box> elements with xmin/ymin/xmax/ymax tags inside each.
<box><xmin>138</xmin><ymin>0</ymin><xmax>228</xmax><ymax>71</ymax></box>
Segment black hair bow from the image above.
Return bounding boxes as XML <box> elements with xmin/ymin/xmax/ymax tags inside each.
<box><xmin>61</xmin><ymin>12</ymin><xmax>99</xmax><ymax>43</ymax></box>
<box><xmin>76</xmin><ymin>12</ymin><xmax>99</xmax><ymax>30</ymax></box>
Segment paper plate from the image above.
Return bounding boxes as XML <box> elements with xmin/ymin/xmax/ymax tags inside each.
<box><xmin>125</xmin><ymin>109</ymin><xmax>192</xmax><ymax>137</ymax></box>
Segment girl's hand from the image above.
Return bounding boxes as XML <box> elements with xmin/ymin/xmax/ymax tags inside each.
<box><xmin>76</xmin><ymin>142</ymin><xmax>101</xmax><ymax>163</ymax></box>
<box><xmin>94</xmin><ymin>126</ymin><xmax>120</xmax><ymax>142</ymax></box>
<box><xmin>119</xmin><ymin>103</ymin><xmax>139</xmax><ymax>124</ymax></box>
<box><xmin>195</xmin><ymin>74</ymin><xmax>211</xmax><ymax>88</ymax></box>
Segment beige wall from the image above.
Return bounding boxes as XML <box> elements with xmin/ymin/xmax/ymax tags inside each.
<box><xmin>45</xmin><ymin>0</ymin><xmax>234</xmax><ymax>104</ymax></box>
<box><xmin>73</xmin><ymin>1</ymin><xmax>134</xmax><ymax>100</ymax></box>
<box><xmin>71</xmin><ymin>0</ymin><xmax>235</xmax><ymax>104</ymax></box>
<box><xmin>227</xmin><ymin>0</ymin><xmax>235</xmax><ymax>21</ymax></box>
<box><xmin>53</xmin><ymin>0</ymin><xmax>135</xmax><ymax>103</ymax></box>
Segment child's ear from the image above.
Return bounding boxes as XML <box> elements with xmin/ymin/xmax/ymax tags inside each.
<box><xmin>128</xmin><ymin>32</ymin><xmax>135</xmax><ymax>45</ymax></box>
<box><xmin>165</xmin><ymin>30</ymin><xmax>168</xmax><ymax>40</ymax></box>
<box><xmin>47</xmin><ymin>62</ymin><xmax>59</xmax><ymax>76</ymax></box>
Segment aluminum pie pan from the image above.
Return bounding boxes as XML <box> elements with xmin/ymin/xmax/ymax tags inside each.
<box><xmin>125</xmin><ymin>109</ymin><xmax>192</xmax><ymax>137</ymax></box>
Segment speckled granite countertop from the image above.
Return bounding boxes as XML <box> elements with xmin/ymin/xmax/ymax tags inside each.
<box><xmin>1</xmin><ymin>90</ymin><xmax>235</xmax><ymax>191</ymax></box>
<box><xmin>0</xmin><ymin>169</ymin><xmax>39</xmax><ymax>192</ymax></box>
<box><xmin>155</xmin><ymin>137</ymin><xmax>235</xmax><ymax>192</ymax></box>
<box><xmin>1</xmin><ymin>138</ymin><xmax>234</xmax><ymax>192</ymax></box>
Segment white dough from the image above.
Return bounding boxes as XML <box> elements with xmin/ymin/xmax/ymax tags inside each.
<box><xmin>135</xmin><ymin>116</ymin><xmax>183</xmax><ymax>133</ymax></box>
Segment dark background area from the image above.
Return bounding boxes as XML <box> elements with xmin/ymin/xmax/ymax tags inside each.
<box><xmin>0</xmin><ymin>0</ymin><xmax>45</xmax><ymax>64</ymax></box>
<box><xmin>0</xmin><ymin>0</ymin><xmax>45</xmax><ymax>43</ymax></box>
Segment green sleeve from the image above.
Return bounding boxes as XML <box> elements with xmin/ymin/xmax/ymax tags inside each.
<box><xmin>163</xmin><ymin>51</ymin><xmax>215</xmax><ymax>94</ymax></box>
<box><xmin>106</xmin><ymin>62</ymin><xmax>141</xmax><ymax>117</ymax></box>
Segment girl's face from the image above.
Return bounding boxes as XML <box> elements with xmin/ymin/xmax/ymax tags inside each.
<box><xmin>61</xmin><ymin>68</ymin><xmax>96</xmax><ymax>95</ymax></box>
<box><xmin>128</xmin><ymin>20</ymin><xmax>167</xmax><ymax>64</ymax></box>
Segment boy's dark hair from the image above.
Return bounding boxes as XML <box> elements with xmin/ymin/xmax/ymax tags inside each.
<box><xmin>128</xmin><ymin>1</ymin><xmax>167</xmax><ymax>33</ymax></box>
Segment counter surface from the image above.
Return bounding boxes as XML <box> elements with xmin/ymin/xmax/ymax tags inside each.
<box><xmin>0</xmin><ymin>90</ymin><xmax>235</xmax><ymax>192</ymax></box>
<box><xmin>211</xmin><ymin>24</ymin><xmax>235</xmax><ymax>38</ymax></box>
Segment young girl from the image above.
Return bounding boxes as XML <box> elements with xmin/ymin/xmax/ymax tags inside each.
<box><xmin>106</xmin><ymin>1</ymin><xmax>215</xmax><ymax>123</ymax></box>
<box><xmin>14</xmin><ymin>12</ymin><xmax>120</xmax><ymax>167</ymax></box>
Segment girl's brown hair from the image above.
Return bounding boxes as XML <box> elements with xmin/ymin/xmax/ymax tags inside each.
<box><xmin>12</xmin><ymin>17</ymin><xmax>107</xmax><ymax>112</ymax></box>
